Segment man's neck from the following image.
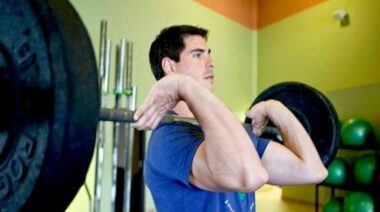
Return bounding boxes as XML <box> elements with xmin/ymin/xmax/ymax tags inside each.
<box><xmin>173</xmin><ymin>101</ymin><xmax>194</xmax><ymax>118</ymax></box>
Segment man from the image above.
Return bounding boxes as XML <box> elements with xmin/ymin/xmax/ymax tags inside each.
<box><xmin>133</xmin><ymin>25</ymin><xmax>327</xmax><ymax>211</ymax></box>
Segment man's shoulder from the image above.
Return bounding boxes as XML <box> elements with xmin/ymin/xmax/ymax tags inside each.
<box><xmin>153</xmin><ymin>120</ymin><xmax>202</xmax><ymax>137</ymax></box>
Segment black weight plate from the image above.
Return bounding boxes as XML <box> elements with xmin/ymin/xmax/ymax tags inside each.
<box><xmin>245</xmin><ymin>82</ymin><xmax>340</xmax><ymax>167</ymax></box>
<box><xmin>0</xmin><ymin>0</ymin><xmax>99</xmax><ymax>211</ymax></box>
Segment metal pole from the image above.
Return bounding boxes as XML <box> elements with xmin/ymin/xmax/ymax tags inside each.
<box><xmin>98</xmin><ymin>20</ymin><xmax>107</xmax><ymax>79</ymax></box>
<box><xmin>125</xmin><ymin>42</ymin><xmax>133</xmax><ymax>92</ymax></box>
<box><xmin>122</xmin><ymin>41</ymin><xmax>135</xmax><ymax>212</ymax></box>
<box><xmin>112</xmin><ymin>39</ymin><xmax>127</xmax><ymax>212</ymax></box>
<box><xmin>94</xmin><ymin>20</ymin><xmax>109</xmax><ymax>212</ymax></box>
<box><xmin>102</xmin><ymin>40</ymin><xmax>111</xmax><ymax>95</ymax></box>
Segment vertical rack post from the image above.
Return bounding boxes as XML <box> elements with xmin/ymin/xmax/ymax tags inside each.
<box><xmin>122</xmin><ymin>41</ymin><xmax>136</xmax><ymax>212</ymax></box>
<box><xmin>112</xmin><ymin>39</ymin><xmax>127</xmax><ymax>212</ymax></box>
<box><xmin>94</xmin><ymin>20</ymin><xmax>111</xmax><ymax>212</ymax></box>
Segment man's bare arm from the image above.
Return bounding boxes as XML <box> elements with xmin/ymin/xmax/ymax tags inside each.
<box><xmin>133</xmin><ymin>74</ymin><xmax>268</xmax><ymax>192</ymax></box>
<box><xmin>247</xmin><ymin>100</ymin><xmax>328</xmax><ymax>185</ymax></box>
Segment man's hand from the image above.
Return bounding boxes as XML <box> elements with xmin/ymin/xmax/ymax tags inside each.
<box><xmin>245</xmin><ymin>101</ymin><xmax>272</xmax><ymax>136</ymax></box>
<box><xmin>132</xmin><ymin>74</ymin><xmax>182</xmax><ymax>130</ymax></box>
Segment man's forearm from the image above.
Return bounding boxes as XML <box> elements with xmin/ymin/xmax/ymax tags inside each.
<box><xmin>265</xmin><ymin>100</ymin><xmax>326</xmax><ymax>172</ymax></box>
<box><xmin>179</xmin><ymin>77</ymin><xmax>267</xmax><ymax>191</ymax></box>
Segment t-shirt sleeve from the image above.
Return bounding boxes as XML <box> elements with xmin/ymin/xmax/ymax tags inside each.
<box><xmin>146</xmin><ymin>122</ymin><xmax>203</xmax><ymax>187</ymax></box>
<box><xmin>146</xmin><ymin>122</ymin><xmax>270</xmax><ymax>188</ymax></box>
<box><xmin>243</xmin><ymin>124</ymin><xmax>270</xmax><ymax>158</ymax></box>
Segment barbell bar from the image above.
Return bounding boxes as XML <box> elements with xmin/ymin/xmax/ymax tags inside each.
<box><xmin>100</xmin><ymin>108</ymin><xmax>198</xmax><ymax>125</ymax></box>
<box><xmin>99</xmin><ymin>108</ymin><xmax>282</xmax><ymax>137</ymax></box>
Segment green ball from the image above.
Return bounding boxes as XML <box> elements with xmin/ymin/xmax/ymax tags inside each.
<box><xmin>343</xmin><ymin>192</ymin><xmax>374</xmax><ymax>212</ymax></box>
<box><xmin>353</xmin><ymin>153</ymin><xmax>376</xmax><ymax>185</ymax></box>
<box><xmin>340</xmin><ymin>118</ymin><xmax>373</xmax><ymax>146</ymax></box>
<box><xmin>324</xmin><ymin>157</ymin><xmax>348</xmax><ymax>186</ymax></box>
<box><xmin>375</xmin><ymin>125</ymin><xmax>380</xmax><ymax>145</ymax></box>
<box><xmin>323</xmin><ymin>197</ymin><xmax>343</xmax><ymax>212</ymax></box>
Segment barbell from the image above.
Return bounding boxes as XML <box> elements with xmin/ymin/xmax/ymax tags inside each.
<box><xmin>100</xmin><ymin>81</ymin><xmax>340</xmax><ymax>167</ymax></box>
<box><xmin>0</xmin><ymin>0</ymin><xmax>340</xmax><ymax>211</ymax></box>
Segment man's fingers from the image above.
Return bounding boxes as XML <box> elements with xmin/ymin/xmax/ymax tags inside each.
<box><xmin>133</xmin><ymin>107</ymin><xmax>155</xmax><ymax>130</ymax></box>
<box><xmin>145</xmin><ymin>113</ymin><xmax>163</xmax><ymax>130</ymax></box>
<box><xmin>132</xmin><ymin>99</ymin><xmax>168</xmax><ymax>130</ymax></box>
<box><xmin>133</xmin><ymin>103</ymin><xmax>148</xmax><ymax>122</ymax></box>
<box><xmin>249</xmin><ymin>116</ymin><xmax>269</xmax><ymax>136</ymax></box>
<box><xmin>245</xmin><ymin>109</ymin><xmax>254</xmax><ymax>119</ymax></box>
<box><xmin>252</xmin><ymin>124</ymin><xmax>266</xmax><ymax>136</ymax></box>
<box><xmin>132</xmin><ymin>76</ymin><xmax>181</xmax><ymax>130</ymax></box>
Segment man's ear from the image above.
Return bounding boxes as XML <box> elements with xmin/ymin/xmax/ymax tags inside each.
<box><xmin>161</xmin><ymin>57</ymin><xmax>175</xmax><ymax>75</ymax></box>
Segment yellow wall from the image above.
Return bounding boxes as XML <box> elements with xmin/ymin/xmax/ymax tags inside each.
<box><xmin>258</xmin><ymin>0</ymin><xmax>380</xmax><ymax>93</ymax></box>
<box><xmin>67</xmin><ymin>0</ymin><xmax>255</xmax><ymax>211</ymax></box>
<box><xmin>257</xmin><ymin>0</ymin><xmax>380</xmax><ymax>204</ymax></box>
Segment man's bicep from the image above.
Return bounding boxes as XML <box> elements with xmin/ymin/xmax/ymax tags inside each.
<box><xmin>189</xmin><ymin>142</ymin><xmax>220</xmax><ymax>191</ymax></box>
<box><xmin>260</xmin><ymin>141</ymin><xmax>304</xmax><ymax>185</ymax></box>
<box><xmin>190</xmin><ymin>142</ymin><xmax>239</xmax><ymax>192</ymax></box>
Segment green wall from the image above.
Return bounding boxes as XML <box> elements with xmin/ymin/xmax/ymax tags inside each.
<box><xmin>67</xmin><ymin>0</ymin><xmax>255</xmax><ymax>211</ymax></box>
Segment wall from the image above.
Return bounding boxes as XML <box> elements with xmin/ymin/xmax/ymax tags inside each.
<box><xmin>258</xmin><ymin>0</ymin><xmax>380</xmax><ymax>93</ymax></box>
<box><xmin>257</xmin><ymin>0</ymin><xmax>380</xmax><ymax>204</ymax></box>
<box><xmin>327</xmin><ymin>83</ymin><xmax>380</xmax><ymax>127</ymax></box>
<box><xmin>66</xmin><ymin>0</ymin><xmax>255</xmax><ymax>211</ymax></box>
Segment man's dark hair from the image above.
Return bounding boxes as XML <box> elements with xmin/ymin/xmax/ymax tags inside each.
<box><xmin>149</xmin><ymin>25</ymin><xmax>208</xmax><ymax>80</ymax></box>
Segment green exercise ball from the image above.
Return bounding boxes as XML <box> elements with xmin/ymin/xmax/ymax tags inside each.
<box><xmin>343</xmin><ymin>192</ymin><xmax>374</xmax><ymax>212</ymax></box>
<box><xmin>340</xmin><ymin>118</ymin><xmax>373</xmax><ymax>146</ymax></box>
<box><xmin>324</xmin><ymin>197</ymin><xmax>343</xmax><ymax>212</ymax></box>
<box><xmin>353</xmin><ymin>153</ymin><xmax>376</xmax><ymax>185</ymax></box>
<box><xmin>324</xmin><ymin>157</ymin><xmax>348</xmax><ymax>186</ymax></box>
<box><xmin>375</xmin><ymin>125</ymin><xmax>380</xmax><ymax>146</ymax></box>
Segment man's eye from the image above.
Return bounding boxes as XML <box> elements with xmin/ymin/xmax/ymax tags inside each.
<box><xmin>193</xmin><ymin>53</ymin><xmax>201</xmax><ymax>58</ymax></box>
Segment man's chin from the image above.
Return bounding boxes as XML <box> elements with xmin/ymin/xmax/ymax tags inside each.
<box><xmin>206</xmin><ymin>85</ymin><xmax>214</xmax><ymax>92</ymax></box>
<box><xmin>200</xmin><ymin>81</ymin><xmax>214</xmax><ymax>92</ymax></box>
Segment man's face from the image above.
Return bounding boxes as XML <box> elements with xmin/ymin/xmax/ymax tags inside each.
<box><xmin>173</xmin><ymin>35</ymin><xmax>215</xmax><ymax>91</ymax></box>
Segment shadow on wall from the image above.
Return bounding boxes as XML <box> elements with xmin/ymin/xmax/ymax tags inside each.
<box><xmin>326</xmin><ymin>83</ymin><xmax>380</xmax><ymax>127</ymax></box>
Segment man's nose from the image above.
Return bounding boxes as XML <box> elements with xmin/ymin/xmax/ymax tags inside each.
<box><xmin>206</xmin><ymin>58</ymin><xmax>215</xmax><ymax>70</ymax></box>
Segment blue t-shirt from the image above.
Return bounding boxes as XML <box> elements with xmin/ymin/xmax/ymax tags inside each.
<box><xmin>144</xmin><ymin>119</ymin><xmax>269</xmax><ymax>212</ymax></box>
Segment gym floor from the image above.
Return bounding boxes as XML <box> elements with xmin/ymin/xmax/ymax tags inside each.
<box><xmin>256</xmin><ymin>185</ymin><xmax>318</xmax><ymax>212</ymax></box>
<box><xmin>145</xmin><ymin>185</ymin><xmax>319</xmax><ymax>212</ymax></box>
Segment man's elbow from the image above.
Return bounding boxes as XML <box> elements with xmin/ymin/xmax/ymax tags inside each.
<box><xmin>307</xmin><ymin>165</ymin><xmax>328</xmax><ymax>184</ymax></box>
<box><xmin>239</xmin><ymin>168</ymin><xmax>268</xmax><ymax>192</ymax></box>
<box><xmin>314</xmin><ymin>166</ymin><xmax>328</xmax><ymax>183</ymax></box>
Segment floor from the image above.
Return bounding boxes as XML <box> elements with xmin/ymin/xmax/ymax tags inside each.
<box><xmin>256</xmin><ymin>185</ymin><xmax>319</xmax><ymax>212</ymax></box>
<box><xmin>145</xmin><ymin>185</ymin><xmax>320</xmax><ymax>212</ymax></box>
